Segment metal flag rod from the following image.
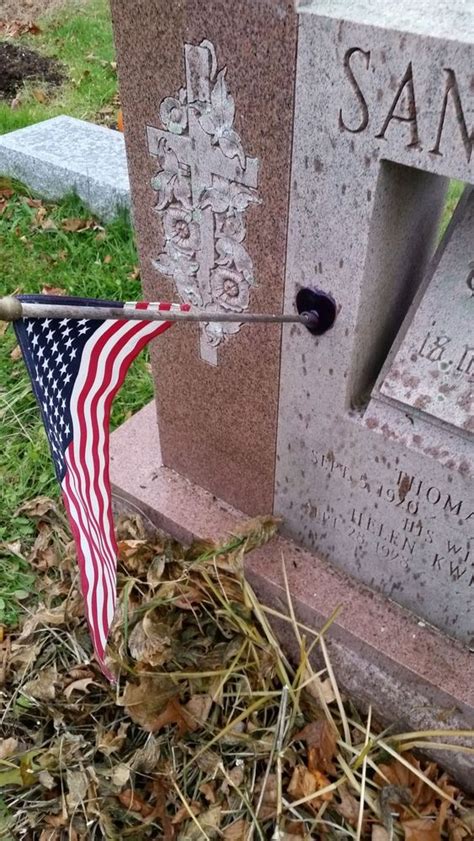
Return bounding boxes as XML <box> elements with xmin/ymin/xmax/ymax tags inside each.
<box><xmin>0</xmin><ymin>296</ymin><xmax>317</xmax><ymax>328</ymax></box>
<box><xmin>0</xmin><ymin>288</ymin><xmax>338</xmax><ymax>336</ymax></box>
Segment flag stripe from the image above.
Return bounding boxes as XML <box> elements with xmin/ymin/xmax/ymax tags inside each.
<box><xmin>64</xmin><ymin>317</ymin><xmax>174</xmax><ymax>667</ymax></box>
<box><xmin>71</xmin><ymin>320</ymin><xmax>128</xmax><ymax>570</ymax></box>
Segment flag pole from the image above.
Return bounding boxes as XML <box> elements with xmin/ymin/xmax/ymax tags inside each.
<box><xmin>0</xmin><ymin>295</ymin><xmax>320</xmax><ymax>330</ymax></box>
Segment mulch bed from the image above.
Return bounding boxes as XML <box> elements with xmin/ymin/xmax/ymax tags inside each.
<box><xmin>0</xmin><ymin>41</ymin><xmax>64</xmax><ymax>100</ymax></box>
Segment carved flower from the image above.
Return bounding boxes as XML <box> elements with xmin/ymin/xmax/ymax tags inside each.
<box><xmin>175</xmin><ymin>275</ymin><xmax>203</xmax><ymax>308</ymax></box>
<box><xmin>151</xmin><ymin>139</ymin><xmax>192</xmax><ymax>210</ymax></box>
<box><xmin>204</xmin><ymin>320</ymin><xmax>241</xmax><ymax>347</ymax></box>
<box><xmin>210</xmin><ymin>267</ymin><xmax>249</xmax><ymax>312</ymax></box>
<box><xmin>197</xmin><ymin>70</ymin><xmax>245</xmax><ymax>166</ymax></box>
<box><xmin>160</xmin><ymin>88</ymin><xmax>187</xmax><ymax>134</ymax></box>
<box><xmin>200</xmin><ymin>175</ymin><xmax>259</xmax><ymax>215</ymax></box>
<box><xmin>163</xmin><ymin>206</ymin><xmax>200</xmax><ymax>254</ymax></box>
<box><xmin>215</xmin><ymin>237</ymin><xmax>254</xmax><ymax>284</ymax></box>
<box><xmin>153</xmin><ymin>241</ymin><xmax>199</xmax><ymax>285</ymax></box>
<box><xmin>215</xmin><ymin>211</ymin><xmax>245</xmax><ymax>242</ymax></box>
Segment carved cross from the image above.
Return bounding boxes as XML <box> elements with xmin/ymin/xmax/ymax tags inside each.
<box><xmin>148</xmin><ymin>42</ymin><xmax>258</xmax><ymax>364</ymax></box>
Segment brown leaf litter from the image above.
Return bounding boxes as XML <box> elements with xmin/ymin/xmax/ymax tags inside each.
<box><xmin>0</xmin><ymin>500</ymin><xmax>472</xmax><ymax>839</ymax></box>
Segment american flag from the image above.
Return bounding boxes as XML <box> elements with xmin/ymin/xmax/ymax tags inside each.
<box><xmin>14</xmin><ymin>295</ymin><xmax>189</xmax><ymax>679</ymax></box>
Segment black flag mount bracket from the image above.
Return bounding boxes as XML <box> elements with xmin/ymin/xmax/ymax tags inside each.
<box><xmin>0</xmin><ymin>288</ymin><xmax>337</xmax><ymax>337</ymax></box>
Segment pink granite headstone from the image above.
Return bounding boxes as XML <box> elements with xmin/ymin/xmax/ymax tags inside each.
<box><xmin>110</xmin><ymin>0</ymin><xmax>298</xmax><ymax>516</ymax></box>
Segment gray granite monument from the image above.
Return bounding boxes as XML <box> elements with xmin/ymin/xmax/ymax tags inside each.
<box><xmin>276</xmin><ymin>0</ymin><xmax>473</xmax><ymax>647</ymax></box>
<box><xmin>110</xmin><ymin>0</ymin><xmax>473</xmax><ymax>786</ymax></box>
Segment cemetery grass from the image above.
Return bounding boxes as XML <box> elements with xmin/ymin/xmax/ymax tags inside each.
<box><xmin>0</xmin><ymin>0</ymin><xmax>117</xmax><ymax>134</ymax></box>
<box><xmin>0</xmin><ymin>182</ymin><xmax>152</xmax><ymax>624</ymax></box>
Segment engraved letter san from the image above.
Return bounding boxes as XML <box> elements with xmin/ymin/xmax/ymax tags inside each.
<box><xmin>339</xmin><ymin>48</ymin><xmax>473</xmax><ymax>163</ymax></box>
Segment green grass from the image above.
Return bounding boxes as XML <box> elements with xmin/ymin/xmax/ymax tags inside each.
<box><xmin>0</xmin><ymin>185</ymin><xmax>153</xmax><ymax>623</ymax></box>
<box><xmin>0</xmin><ymin>0</ymin><xmax>117</xmax><ymax>135</ymax></box>
<box><xmin>439</xmin><ymin>180</ymin><xmax>465</xmax><ymax>239</ymax></box>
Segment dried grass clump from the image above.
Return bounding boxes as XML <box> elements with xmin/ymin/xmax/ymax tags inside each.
<box><xmin>0</xmin><ymin>499</ymin><xmax>473</xmax><ymax>840</ymax></box>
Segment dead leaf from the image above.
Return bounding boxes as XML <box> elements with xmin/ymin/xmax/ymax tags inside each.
<box><xmin>222</xmin><ymin>818</ymin><xmax>251</xmax><ymax>840</ymax></box>
<box><xmin>19</xmin><ymin>604</ymin><xmax>68</xmax><ymax>638</ymax></box>
<box><xmin>151</xmin><ymin>696</ymin><xmax>197</xmax><ymax>736</ymax></box>
<box><xmin>196</xmin><ymin>749</ymin><xmax>221</xmax><ymax>775</ymax></box>
<box><xmin>128</xmin><ymin>265</ymin><xmax>140</xmax><ymax>280</ymax></box>
<box><xmin>10</xmin><ymin>344</ymin><xmax>22</xmax><ymax>361</ymax></box>
<box><xmin>96</xmin><ymin>722</ymin><xmax>129</xmax><ymax>757</ymax></box>
<box><xmin>0</xmin><ymin>737</ymin><xmax>18</xmax><ymax>759</ymax></box>
<box><xmin>179</xmin><ymin>804</ymin><xmax>221</xmax><ymax>840</ymax></box>
<box><xmin>200</xmin><ymin>781</ymin><xmax>217</xmax><ymax>804</ymax></box>
<box><xmin>293</xmin><ymin>719</ymin><xmax>337</xmax><ymax>774</ymax></box>
<box><xmin>172</xmin><ymin>801</ymin><xmax>201</xmax><ymax>824</ymax></box>
<box><xmin>118</xmin><ymin>538</ymin><xmax>159</xmax><ymax>574</ymax></box>
<box><xmin>402</xmin><ymin>817</ymin><xmax>441</xmax><ymax>841</ymax></box>
<box><xmin>0</xmin><ymin>20</ymin><xmax>41</xmax><ymax>36</ymax></box>
<box><xmin>66</xmin><ymin>768</ymin><xmax>89</xmax><ymax>812</ymax></box>
<box><xmin>302</xmin><ymin>668</ymin><xmax>336</xmax><ymax>705</ymax></box>
<box><xmin>64</xmin><ymin>677</ymin><xmax>96</xmax><ymax>698</ymax></box>
<box><xmin>376</xmin><ymin>754</ymin><xmax>450</xmax><ymax>821</ymax></box>
<box><xmin>111</xmin><ymin>763</ymin><xmax>130</xmax><ymax>788</ymax></box>
<box><xmin>33</xmin><ymin>88</ymin><xmax>48</xmax><ymax>104</ymax></box>
<box><xmin>16</xmin><ymin>496</ymin><xmax>63</xmax><ymax>521</ymax></box>
<box><xmin>280</xmin><ymin>821</ymin><xmax>307</xmax><ymax>838</ymax></box>
<box><xmin>120</xmin><ymin>676</ymin><xmax>178</xmax><ymax>731</ymax></box>
<box><xmin>336</xmin><ymin>783</ymin><xmax>360</xmax><ymax>826</ymax></box>
<box><xmin>23</xmin><ymin>666</ymin><xmax>59</xmax><ymax>700</ymax></box>
<box><xmin>32</xmin><ymin>206</ymin><xmax>57</xmax><ymax>231</ymax></box>
<box><xmin>130</xmin><ymin>734</ymin><xmax>161</xmax><ymax>772</ymax></box>
<box><xmin>221</xmin><ymin>762</ymin><xmax>245</xmax><ymax>794</ymax></box>
<box><xmin>372</xmin><ymin>828</ymin><xmax>390</xmax><ymax>841</ymax></box>
<box><xmin>448</xmin><ymin>816</ymin><xmax>472</xmax><ymax>841</ymax></box>
<box><xmin>128</xmin><ymin>610</ymin><xmax>174</xmax><ymax>667</ymax></box>
<box><xmin>118</xmin><ymin>788</ymin><xmax>154</xmax><ymax>817</ymax></box>
<box><xmin>287</xmin><ymin>765</ymin><xmax>332</xmax><ymax>809</ymax></box>
<box><xmin>61</xmin><ymin>217</ymin><xmax>94</xmax><ymax>233</ymax></box>
<box><xmin>254</xmin><ymin>773</ymin><xmax>278</xmax><ymax>820</ymax></box>
<box><xmin>40</xmin><ymin>217</ymin><xmax>57</xmax><ymax>231</ymax></box>
<box><xmin>41</xmin><ymin>285</ymin><xmax>66</xmax><ymax>296</ymax></box>
<box><xmin>184</xmin><ymin>694</ymin><xmax>212</xmax><ymax>728</ymax></box>
<box><xmin>38</xmin><ymin>769</ymin><xmax>56</xmax><ymax>790</ymax></box>
<box><xmin>103</xmin><ymin>254</ymin><xmax>112</xmax><ymax>264</ymax></box>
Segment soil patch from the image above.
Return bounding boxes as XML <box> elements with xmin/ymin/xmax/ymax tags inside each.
<box><xmin>0</xmin><ymin>41</ymin><xmax>64</xmax><ymax>100</ymax></box>
<box><xmin>0</xmin><ymin>0</ymin><xmax>82</xmax><ymax>23</ymax></box>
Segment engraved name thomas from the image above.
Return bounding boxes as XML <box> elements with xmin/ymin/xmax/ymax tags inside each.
<box><xmin>338</xmin><ymin>47</ymin><xmax>473</xmax><ymax>162</ymax></box>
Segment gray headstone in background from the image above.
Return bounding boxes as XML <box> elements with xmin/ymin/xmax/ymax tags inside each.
<box><xmin>275</xmin><ymin>0</ymin><xmax>473</xmax><ymax>645</ymax></box>
<box><xmin>0</xmin><ymin>116</ymin><xmax>130</xmax><ymax>220</ymax></box>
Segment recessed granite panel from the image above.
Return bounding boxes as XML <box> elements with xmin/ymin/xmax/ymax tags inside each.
<box><xmin>110</xmin><ymin>0</ymin><xmax>298</xmax><ymax>514</ymax></box>
<box><xmin>275</xmin><ymin>10</ymin><xmax>474</xmax><ymax>644</ymax></box>
<box><xmin>377</xmin><ymin>188</ymin><xmax>473</xmax><ymax>437</ymax></box>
